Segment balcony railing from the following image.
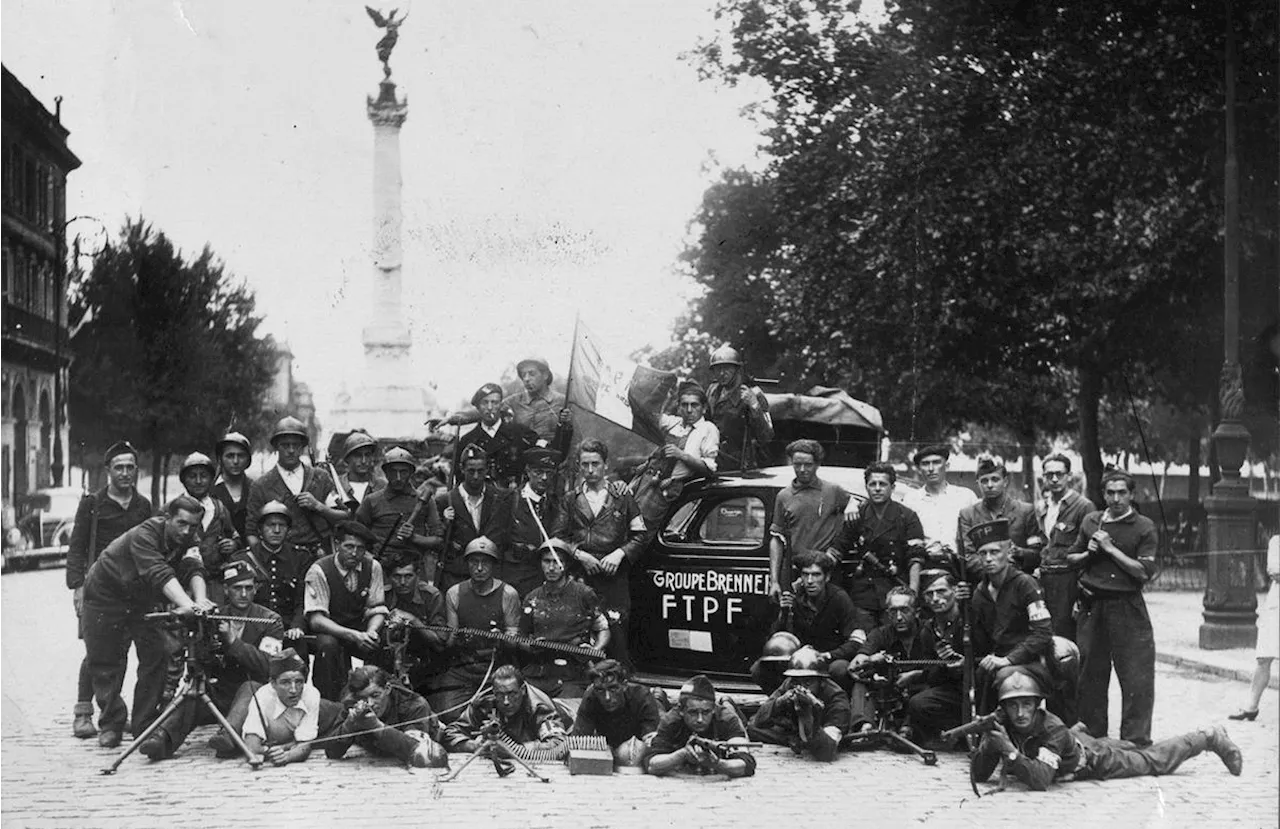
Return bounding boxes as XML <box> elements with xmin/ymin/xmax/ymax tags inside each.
<box><xmin>2</xmin><ymin>301</ymin><xmax>65</xmax><ymax>349</ymax></box>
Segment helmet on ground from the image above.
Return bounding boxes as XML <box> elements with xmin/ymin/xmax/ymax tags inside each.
<box><xmin>381</xmin><ymin>446</ymin><xmax>416</xmax><ymax>471</ymax></box>
<box><xmin>997</xmin><ymin>669</ymin><xmax>1044</xmax><ymax>702</ymax></box>
<box><xmin>406</xmin><ymin>732</ymin><xmax>449</xmax><ymax>769</ymax></box>
<box><xmin>342</xmin><ymin>431</ymin><xmax>378</xmax><ymax>459</ymax></box>
<box><xmin>259</xmin><ymin>500</ymin><xmax>292</xmax><ymax>525</ymax></box>
<box><xmin>270</xmin><ymin>417</ymin><xmax>309</xmax><ymax>446</ymax></box>
<box><xmin>179</xmin><ymin>452</ymin><xmax>217</xmax><ymax>478</ymax></box>
<box><xmin>463</xmin><ymin>536</ymin><xmax>500</xmax><ymax>562</ymax></box>
<box><xmin>1050</xmin><ymin>635</ymin><xmax>1080</xmax><ymax>681</ymax></box>
<box><xmin>709</xmin><ymin>345</ymin><xmax>743</xmax><ymax>368</ymax></box>
<box><xmin>760</xmin><ymin>631</ymin><xmax>802</xmax><ymax>663</ymax></box>
<box><xmin>783</xmin><ymin>645</ymin><xmax>825</xmax><ymax>678</ymax></box>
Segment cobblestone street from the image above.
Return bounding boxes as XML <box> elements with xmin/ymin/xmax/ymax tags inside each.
<box><xmin>3</xmin><ymin>569</ymin><xmax>1277</xmax><ymax>829</ymax></box>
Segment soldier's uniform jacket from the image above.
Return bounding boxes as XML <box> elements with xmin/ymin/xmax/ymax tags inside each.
<box><xmin>65</xmin><ymin>488</ymin><xmax>153</xmax><ymax>589</ymax></box>
<box><xmin>436</xmin><ymin>484</ymin><xmax>514</xmax><ymax>581</ymax></box>
<box><xmin>233</xmin><ymin>540</ymin><xmax>310</xmax><ymax>631</ymax></box>
<box><xmin>830</xmin><ymin>499</ymin><xmax>925</xmax><ymax>609</ymax></box>
<box><xmin>81</xmin><ymin>516</ymin><xmax>207</xmax><ymax>610</ymax></box>
<box><xmin>245</xmin><ymin>465</ymin><xmax>340</xmax><ymax>550</ymax></box>
<box><xmin>214</xmin><ymin>600</ymin><xmax>284</xmax><ymax>688</ymax></box>
<box><xmin>972</xmin><ymin>709</ymin><xmax>1082</xmax><ymax>791</ymax></box>
<box><xmin>356</xmin><ymin>486</ymin><xmax>442</xmax><ymax>562</ymax></box>
<box><xmin>441</xmin><ymin>683</ymin><xmax>569</xmax><ymax>750</ymax></box>
<box><xmin>456</xmin><ymin>422</ymin><xmax>539</xmax><ymax>488</ymax></box>
<box><xmin>706</xmin><ymin>381</ymin><xmax>773</xmax><ymax>470</ymax></box>
<box><xmin>645</xmin><ymin>702</ymin><xmax>757</xmax><ymax>776</ymax></box>
<box><xmin>972</xmin><ymin>570</ymin><xmax>1053</xmax><ymax>665</ymax></box>
<box><xmin>751</xmin><ymin>676</ymin><xmax>852</xmax><ymax>736</ymax></box>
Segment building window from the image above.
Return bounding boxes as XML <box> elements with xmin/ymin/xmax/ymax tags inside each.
<box><xmin>23</xmin><ymin>157</ymin><xmax>37</xmax><ymax>222</ymax></box>
<box><xmin>37</xmin><ymin>165</ymin><xmax>51</xmax><ymax>230</ymax></box>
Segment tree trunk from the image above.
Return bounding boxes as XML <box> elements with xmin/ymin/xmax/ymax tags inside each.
<box><xmin>1078</xmin><ymin>364</ymin><xmax>1104</xmax><ymax>505</ymax></box>
<box><xmin>161</xmin><ymin>453</ymin><xmax>171</xmax><ymax>503</ymax></box>
<box><xmin>150</xmin><ymin>451</ymin><xmax>163</xmax><ymax>507</ymax></box>
<box><xmin>1019</xmin><ymin>424</ymin><xmax>1037</xmax><ymax>504</ymax></box>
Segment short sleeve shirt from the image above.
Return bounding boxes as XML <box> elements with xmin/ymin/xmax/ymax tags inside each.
<box><xmin>770</xmin><ymin>478</ymin><xmax>850</xmax><ymax>553</ymax></box>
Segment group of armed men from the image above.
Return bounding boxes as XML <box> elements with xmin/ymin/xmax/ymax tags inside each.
<box><xmin>64</xmin><ymin>349</ymin><xmax>1244</xmax><ymax>787</ymax></box>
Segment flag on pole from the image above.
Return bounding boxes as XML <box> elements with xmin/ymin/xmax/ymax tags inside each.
<box><xmin>566</xmin><ymin>318</ymin><xmax>678</xmax><ymax>445</ymax></box>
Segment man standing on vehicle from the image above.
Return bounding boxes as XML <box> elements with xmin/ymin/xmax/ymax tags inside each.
<box><xmin>555</xmin><ymin>439</ymin><xmax>647</xmax><ymax>667</ymax></box>
<box><xmin>458</xmin><ymin>382</ymin><xmax>539</xmax><ymax>488</ymax></box>
<box><xmin>768</xmin><ymin>440</ymin><xmax>851</xmax><ymax>604</ymax></box>
<box><xmin>705</xmin><ymin>345</ymin><xmax>773</xmax><ymax>471</ymax></box>
<box><xmin>1028</xmin><ymin>454</ymin><xmax>1094</xmax><ymax>641</ymax></box>
<box><xmin>957</xmin><ymin>455</ymin><xmax>1042</xmax><ymax>580</ymax></box>
<box><xmin>504</xmin><ymin>357</ymin><xmax>572</xmax><ymax>449</ymax></box>
<box><xmin>828</xmin><ymin>461</ymin><xmax>925</xmax><ymax>637</ymax></box>
<box><xmin>902</xmin><ymin>444</ymin><xmax>977</xmax><ymax>573</ymax></box>
<box><xmin>66</xmin><ymin>440</ymin><xmax>153</xmax><ymax>740</ymax></box>
<box><xmin>1066</xmin><ymin>470</ymin><xmax>1158</xmax><ymax>746</ymax></box>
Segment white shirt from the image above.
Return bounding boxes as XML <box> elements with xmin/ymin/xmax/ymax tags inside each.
<box><xmin>460</xmin><ymin>485</ymin><xmax>485</xmax><ymax>529</ymax></box>
<box><xmin>904</xmin><ymin>483</ymin><xmax>978</xmax><ymax>550</ymax></box>
<box><xmin>582</xmin><ymin>484</ymin><xmax>609</xmax><ymax>518</ymax></box>
<box><xmin>197</xmin><ymin>495</ymin><xmax>217</xmax><ymax>532</ymax></box>
<box><xmin>277</xmin><ymin>464</ymin><xmax>305</xmax><ymax>496</ymax></box>
<box><xmin>349</xmin><ymin>480</ymin><xmax>370</xmax><ymax>504</ymax></box>
<box><xmin>242</xmin><ymin>683</ymin><xmax>323</xmax><ymax>743</ymax></box>
<box><xmin>657</xmin><ymin>414</ymin><xmax>720</xmax><ymax>478</ymax></box>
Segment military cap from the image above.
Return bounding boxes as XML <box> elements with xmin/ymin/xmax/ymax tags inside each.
<box><xmin>222</xmin><ymin>560</ymin><xmax>257</xmax><ymax>585</ymax></box>
<box><xmin>270</xmin><ymin>648</ymin><xmax>308</xmax><ymax>679</ymax></box>
<box><xmin>919</xmin><ymin>568</ymin><xmax>955</xmax><ymax>591</ymax></box>
<box><xmin>259</xmin><ymin>500</ymin><xmax>292</xmax><ymax>525</ymax></box>
<box><xmin>967</xmin><ymin>519</ymin><xmax>1010</xmax><ymax>550</ymax></box>
<box><xmin>678</xmin><ymin>674</ymin><xmax>717</xmax><ymax>704</ymax></box>
<box><xmin>179</xmin><ymin>452</ymin><xmax>217</xmax><ymax>478</ymax></box>
<box><xmin>463</xmin><ymin>536</ymin><xmax>500</xmax><ymax>562</ymax></box>
<box><xmin>333</xmin><ymin>520</ymin><xmax>377</xmax><ymax>547</ymax></box>
<box><xmin>522</xmin><ymin>447</ymin><xmax>562</xmax><ymax>472</ymax></box>
<box><xmin>381</xmin><ymin>446</ymin><xmax>416</xmax><ymax>471</ymax></box>
<box><xmin>215</xmin><ymin>432</ymin><xmax>252</xmax><ymax>456</ymax></box>
<box><xmin>912</xmin><ymin>444</ymin><xmax>951</xmax><ymax>465</ymax></box>
<box><xmin>459</xmin><ymin>443</ymin><xmax>488</xmax><ymax>464</ymax></box>
<box><xmin>342</xmin><ymin>431</ymin><xmax>378</xmax><ymax>459</ymax></box>
<box><xmin>470</xmin><ymin>382</ymin><xmax>504</xmax><ymax>408</ymax></box>
<box><xmin>516</xmin><ymin>357</ymin><xmax>552</xmax><ymax>383</ymax></box>
<box><xmin>976</xmin><ymin>454</ymin><xmax>1006</xmax><ymax>477</ymax></box>
<box><xmin>104</xmin><ymin>440</ymin><xmax>139</xmax><ymax>465</ymax></box>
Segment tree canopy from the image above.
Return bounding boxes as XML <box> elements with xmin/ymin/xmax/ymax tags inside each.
<box><xmin>678</xmin><ymin>0</ymin><xmax>1278</xmax><ymax>501</ymax></box>
<box><xmin>68</xmin><ymin>218</ymin><xmax>278</xmax><ymax>504</ymax></box>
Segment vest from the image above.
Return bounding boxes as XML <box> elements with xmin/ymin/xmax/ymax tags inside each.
<box><xmin>456</xmin><ymin>581</ymin><xmax>508</xmax><ymax>632</ymax></box>
<box><xmin>316</xmin><ymin>555</ymin><xmax>373</xmax><ymax>628</ymax></box>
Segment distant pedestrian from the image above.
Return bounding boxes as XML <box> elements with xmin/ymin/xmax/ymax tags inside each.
<box><xmin>1229</xmin><ymin>534</ymin><xmax>1279</xmax><ymax>721</ymax></box>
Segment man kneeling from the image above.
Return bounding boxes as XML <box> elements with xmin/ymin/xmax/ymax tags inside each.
<box><xmin>644</xmin><ymin>675</ymin><xmax>756</xmax><ymax>778</ymax></box>
<box><xmin>571</xmin><ymin>659</ymin><xmax>662</xmax><ymax>768</ymax></box>
<box><xmin>749</xmin><ymin>646</ymin><xmax>849</xmax><ymax>762</ymax></box>
<box><xmin>325</xmin><ymin>666</ymin><xmax>448</xmax><ymax>768</ymax></box>
<box><xmin>975</xmin><ymin>668</ymin><xmax>1243</xmax><ymax>791</ymax></box>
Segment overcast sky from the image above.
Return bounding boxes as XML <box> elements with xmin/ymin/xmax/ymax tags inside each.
<box><xmin>2</xmin><ymin>0</ymin><xmax>772</xmax><ymax>427</ymax></box>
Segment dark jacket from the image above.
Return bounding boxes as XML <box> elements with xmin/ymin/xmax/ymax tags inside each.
<box><xmin>82</xmin><ymin>516</ymin><xmax>207</xmax><ymax>609</ymax></box>
<box><xmin>973</xmin><ymin>710</ymin><xmax>1081</xmax><ymax>791</ymax></box>
<box><xmin>958</xmin><ymin>495</ymin><xmax>1042</xmax><ymax>575</ymax></box>
<box><xmin>751</xmin><ymin>676</ymin><xmax>851</xmax><ymax>735</ymax></box>
<box><xmin>437</xmin><ymin>484</ymin><xmax>514</xmax><ymax>579</ymax></box>
<box><xmin>212</xmin><ymin>476</ymin><xmax>253</xmax><ymax>542</ymax></box>
<box><xmin>245</xmin><ymin>465</ymin><xmax>339</xmax><ymax>547</ymax></box>
<box><xmin>456</xmin><ymin>422</ymin><xmax>539</xmax><ymax>488</ymax></box>
<box><xmin>1069</xmin><ymin>510</ymin><xmax>1158</xmax><ymax>595</ymax></box>
<box><xmin>972</xmin><ymin>569</ymin><xmax>1053</xmax><ymax>664</ymax></box>
<box><xmin>216</xmin><ymin>600</ymin><xmax>284</xmax><ymax>687</ymax></box>
<box><xmin>773</xmin><ymin>583</ymin><xmax>862</xmax><ymax>662</ymax></box>
<box><xmin>1030</xmin><ymin>489</ymin><xmax>1095</xmax><ymax>571</ymax></box>
<box><xmin>66</xmin><ymin>488</ymin><xmax>153</xmax><ymax>589</ymax></box>
<box><xmin>571</xmin><ymin>681</ymin><xmax>662</xmax><ymax>747</ymax></box>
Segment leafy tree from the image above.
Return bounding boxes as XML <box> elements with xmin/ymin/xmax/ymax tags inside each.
<box><xmin>68</xmin><ymin>219</ymin><xmax>277</xmax><ymax>505</ymax></box>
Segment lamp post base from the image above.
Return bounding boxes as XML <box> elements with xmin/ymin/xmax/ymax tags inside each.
<box><xmin>1199</xmin><ymin>481</ymin><xmax>1258</xmax><ymax>650</ymax></box>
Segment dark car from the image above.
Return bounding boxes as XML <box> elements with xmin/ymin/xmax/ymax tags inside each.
<box><xmin>630</xmin><ymin>465</ymin><xmax>918</xmax><ymax>691</ymax></box>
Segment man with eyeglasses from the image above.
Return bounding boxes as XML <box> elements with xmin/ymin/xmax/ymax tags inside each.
<box><xmin>66</xmin><ymin>440</ymin><xmax>153</xmax><ymax>740</ymax></box>
<box><xmin>848</xmin><ymin>587</ymin><xmax>937</xmax><ymax>736</ymax></box>
<box><xmin>442</xmin><ymin>664</ymin><xmax>569</xmax><ymax>760</ymax></box>
<box><xmin>303</xmin><ymin>521</ymin><xmax>389</xmax><ymax>700</ymax></box>
<box><xmin>1027</xmin><ymin>454</ymin><xmax>1094</xmax><ymax>641</ymax></box>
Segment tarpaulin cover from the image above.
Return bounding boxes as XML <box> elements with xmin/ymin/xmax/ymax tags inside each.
<box><xmin>763</xmin><ymin>386</ymin><xmax>883</xmax><ymax>432</ymax></box>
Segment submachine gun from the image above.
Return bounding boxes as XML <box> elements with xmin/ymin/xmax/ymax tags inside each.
<box><xmin>843</xmin><ymin>655</ymin><xmax>950</xmax><ymax>765</ymax></box>
<box><xmin>101</xmin><ymin>610</ymin><xmax>265</xmax><ymax>775</ymax></box>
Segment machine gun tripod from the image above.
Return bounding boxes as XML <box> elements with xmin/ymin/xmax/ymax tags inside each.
<box><xmin>101</xmin><ymin>611</ymin><xmax>263</xmax><ymax>774</ymax></box>
<box><xmin>842</xmin><ymin>656</ymin><xmax>950</xmax><ymax>766</ymax></box>
<box><xmin>436</xmin><ymin>712</ymin><xmax>550</xmax><ymax>784</ymax></box>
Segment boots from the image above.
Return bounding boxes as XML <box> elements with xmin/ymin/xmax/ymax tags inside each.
<box><xmin>72</xmin><ymin>703</ymin><xmax>97</xmax><ymax>739</ymax></box>
<box><xmin>1204</xmin><ymin>726</ymin><xmax>1243</xmax><ymax>776</ymax></box>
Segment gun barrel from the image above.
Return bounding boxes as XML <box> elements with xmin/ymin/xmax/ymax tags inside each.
<box><xmin>940</xmin><ymin>713</ymin><xmax>999</xmax><ymax>743</ymax></box>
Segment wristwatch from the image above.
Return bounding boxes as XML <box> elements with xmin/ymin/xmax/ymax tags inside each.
<box><xmin>1006</xmin><ymin>750</ymin><xmax>1018</xmax><ymax>763</ymax></box>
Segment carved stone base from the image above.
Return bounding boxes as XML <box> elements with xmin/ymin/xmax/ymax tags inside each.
<box><xmin>1199</xmin><ymin>486</ymin><xmax>1259</xmax><ymax>650</ymax></box>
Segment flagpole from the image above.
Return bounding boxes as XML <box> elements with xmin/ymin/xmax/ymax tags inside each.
<box><xmin>564</xmin><ymin>311</ymin><xmax>582</xmax><ymax>410</ymax></box>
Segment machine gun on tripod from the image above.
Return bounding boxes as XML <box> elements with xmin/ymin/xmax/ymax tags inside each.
<box><xmin>842</xmin><ymin>655</ymin><xmax>950</xmax><ymax>765</ymax></box>
<box><xmin>436</xmin><ymin>710</ymin><xmax>552</xmax><ymax>784</ymax></box>
<box><xmin>101</xmin><ymin>610</ymin><xmax>265</xmax><ymax>774</ymax></box>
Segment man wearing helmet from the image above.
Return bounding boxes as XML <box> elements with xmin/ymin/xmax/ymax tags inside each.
<box><xmin>333</xmin><ymin>430</ymin><xmax>384</xmax><ymax>511</ymax></box>
<box><xmin>749</xmin><ymin>646</ymin><xmax>850</xmax><ymax>762</ymax></box>
<box><xmin>749</xmin><ymin>631</ymin><xmax>803</xmax><ymax>694</ymax></box>
<box><xmin>438</xmin><ymin>444</ymin><xmax>514</xmax><ymax>592</ymax></box>
<box><xmin>303</xmin><ymin>521</ymin><xmax>389</xmax><ymax>700</ymax></box>
<box><xmin>431</xmin><ymin>536</ymin><xmax>522</xmax><ymax>717</ymax></box>
<box><xmin>212</xmin><ymin>431</ymin><xmax>254</xmax><ymax>540</ymax></box>
<box><xmin>504</xmin><ymin>357</ymin><xmax>572</xmax><ymax>448</ymax></box>
<box><xmin>974</xmin><ymin>667</ymin><xmax>1242</xmax><ymax>791</ymax></box>
<box><xmin>705</xmin><ymin>345</ymin><xmax>773</xmax><ymax>471</ymax></box>
<box><xmin>356</xmin><ymin>446</ymin><xmax>442</xmax><ymax>565</ymax></box>
<box><xmin>246</xmin><ymin>416</ymin><xmax>348</xmax><ymax>558</ymax></box>
<box><xmin>519</xmin><ymin>539</ymin><xmax>610</xmax><ymax>697</ymax></box>
<box><xmin>233</xmin><ymin>501</ymin><xmax>310</xmax><ymax>651</ymax></box>
<box><xmin>173</xmin><ymin>452</ymin><xmax>240</xmax><ymax>602</ymax></box>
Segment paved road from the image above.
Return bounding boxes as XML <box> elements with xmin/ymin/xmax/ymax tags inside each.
<box><xmin>3</xmin><ymin>569</ymin><xmax>1277</xmax><ymax>829</ymax></box>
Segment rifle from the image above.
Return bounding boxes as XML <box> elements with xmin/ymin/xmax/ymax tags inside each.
<box><xmin>940</xmin><ymin>711</ymin><xmax>999</xmax><ymax>743</ymax></box>
<box><xmin>778</xmin><ymin>540</ymin><xmax>793</xmax><ymax>629</ymax></box>
<box><xmin>373</xmin><ymin>512</ymin><xmax>406</xmax><ymax>560</ymax></box>
<box><xmin>437</xmin><ymin>411</ymin><xmax>476</xmax><ymax>583</ymax></box>
<box><xmin>686</xmin><ymin>735</ymin><xmax>763</xmax><ymax>763</ymax></box>
<box><xmin>953</xmin><ymin>549</ymin><xmax>976</xmax><ymax>744</ymax></box>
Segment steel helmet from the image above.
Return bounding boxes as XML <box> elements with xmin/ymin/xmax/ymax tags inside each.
<box><xmin>997</xmin><ymin>669</ymin><xmax>1044</xmax><ymax>702</ymax></box>
<box><xmin>270</xmin><ymin>416</ymin><xmax>309</xmax><ymax>446</ymax></box>
<box><xmin>215</xmin><ymin>431</ymin><xmax>252</xmax><ymax>456</ymax></box>
<box><xmin>179</xmin><ymin>452</ymin><xmax>217</xmax><ymax>478</ymax></box>
<box><xmin>342</xmin><ymin>431</ymin><xmax>378</xmax><ymax>459</ymax></box>
<box><xmin>708</xmin><ymin>345</ymin><xmax>743</xmax><ymax>368</ymax></box>
<box><xmin>759</xmin><ymin>631</ymin><xmax>803</xmax><ymax>663</ymax></box>
<box><xmin>783</xmin><ymin>645</ymin><xmax>826</xmax><ymax>678</ymax></box>
<box><xmin>463</xmin><ymin>536</ymin><xmax>500</xmax><ymax>562</ymax></box>
<box><xmin>407</xmin><ymin>731</ymin><xmax>449</xmax><ymax>769</ymax></box>
<box><xmin>258</xmin><ymin>500</ymin><xmax>293</xmax><ymax>525</ymax></box>
<box><xmin>381</xmin><ymin>446</ymin><xmax>416</xmax><ymax>471</ymax></box>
